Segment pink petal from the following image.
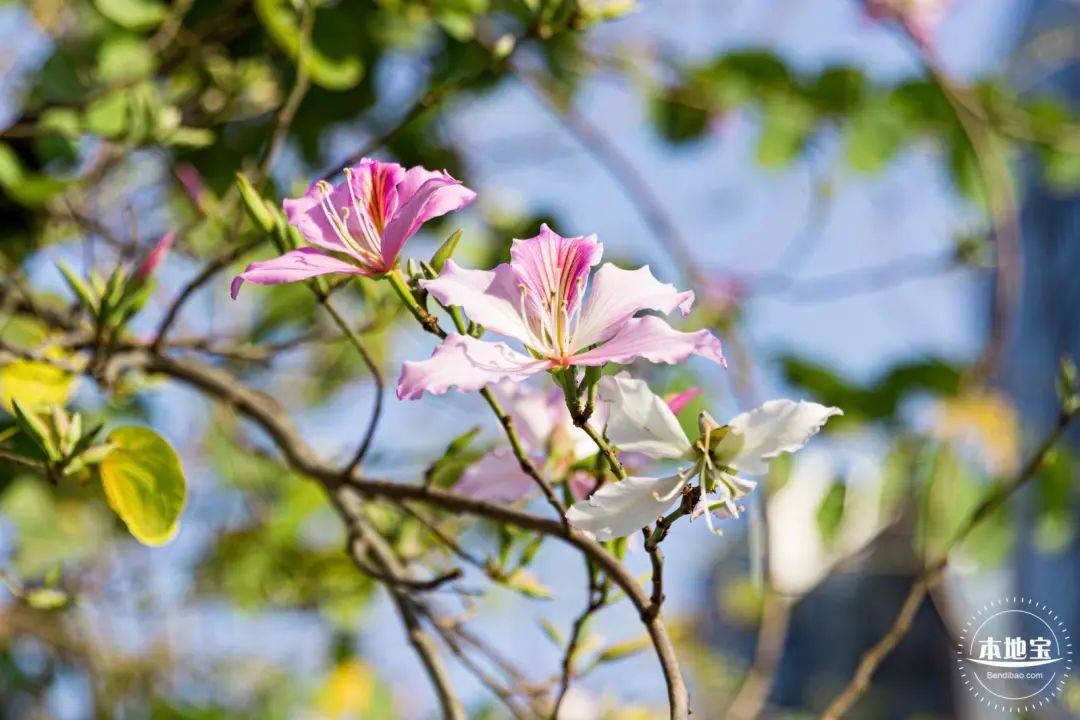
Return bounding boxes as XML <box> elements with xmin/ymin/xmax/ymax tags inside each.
<box><xmin>570</xmin><ymin>315</ymin><xmax>726</xmax><ymax>368</ymax></box>
<box><xmin>381</xmin><ymin>171</ymin><xmax>476</xmax><ymax>268</ymax></box>
<box><xmin>510</xmin><ymin>224</ymin><xmax>602</xmax><ymax>322</ymax></box>
<box><xmin>665</xmin><ymin>387</ymin><xmax>702</xmax><ymax>415</ymax></box>
<box><xmin>344</xmin><ymin>158</ymin><xmax>407</xmax><ymax>231</ymax></box>
<box><xmin>568</xmin><ymin>471</ymin><xmax>598</xmax><ymax>501</ymax></box>
<box><xmin>491</xmin><ymin>381</ymin><xmax>562</xmax><ymax>453</ymax></box>
<box><xmin>133</xmin><ymin>231</ymin><xmax>174</xmax><ymax>282</ymax></box>
<box><xmin>396</xmin><ymin>334</ymin><xmax>550</xmax><ymax>399</ymax></box>
<box><xmin>230</xmin><ymin>247</ymin><xmax>368</xmax><ymax>299</ymax></box>
<box><xmin>421</xmin><ymin>261</ymin><xmax>535</xmax><ymax>345</ymax></box>
<box><xmin>572</xmin><ymin>264</ymin><xmax>695</xmax><ymax>350</ymax></box>
<box><xmin>453</xmin><ymin>449</ymin><xmax>537</xmax><ymax>503</ymax></box>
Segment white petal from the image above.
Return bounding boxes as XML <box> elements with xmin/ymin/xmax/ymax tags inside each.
<box><xmin>597</xmin><ymin>374</ymin><xmax>692</xmax><ymax>459</ymax></box>
<box><xmin>718</xmin><ymin>400</ymin><xmax>842</xmax><ymax>474</ymax></box>
<box><xmin>565</xmin><ymin>474</ymin><xmax>685</xmax><ymax>540</ymax></box>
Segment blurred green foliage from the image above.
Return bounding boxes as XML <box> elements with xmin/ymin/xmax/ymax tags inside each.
<box><xmin>0</xmin><ymin>0</ymin><xmax>1078</xmax><ymax>716</ymax></box>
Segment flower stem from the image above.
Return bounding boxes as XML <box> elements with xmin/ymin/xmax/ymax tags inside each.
<box><xmin>386</xmin><ymin>268</ymin><xmax>444</xmax><ymax>337</ymax></box>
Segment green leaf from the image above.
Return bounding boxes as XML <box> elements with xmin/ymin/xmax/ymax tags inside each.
<box><xmin>99</xmin><ymin>426</ymin><xmax>186</xmax><ymax>546</ymax></box>
<box><xmin>97</xmin><ymin>35</ymin><xmax>156</xmax><ymax>83</ymax></box>
<box><xmin>815</xmin><ymin>480</ymin><xmax>846</xmax><ymax>546</ymax></box>
<box><xmin>1</xmin><ymin>361</ymin><xmax>74</xmax><ymax>416</ymax></box>
<box><xmin>94</xmin><ymin>0</ymin><xmax>167</xmax><ymax>30</ymax></box>
<box><xmin>539</xmin><ymin>617</ymin><xmax>563</xmax><ymax>647</ymax></box>
<box><xmin>1041</xmin><ymin>148</ymin><xmax>1080</xmax><ymax>194</ymax></box>
<box><xmin>84</xmin><ymin>91</ymin><xmax>131</xmax><ymax>139</ymax></box>
<box><xmin>504</xmin><ymin>569</ymin><xmax>552</xmax><ymax>599</ymax></box>
<box><xmin>430</xmin><ymin>229</ymin><xmax>463</xmax><ymax>273</ymax></box>
<box><xmin>756</xmin><ymin>99</ymin><xmax>814</xmax><ymax>167</ymax></box>
<box><xmin>0</xmin><ymin>143</ymin><xmax>67</xmax><ymax>207</ymax></box>
<box><xmin>424</xmin><ymin>427</ymin><xmax>481</xmax><ymax>489</ymax></box>
<box><xmin>236</xmin><ymin>173</ymin><xmax>278</xmax><ymax>233</ymax></box>
<box><xmin>649</xmin><ymin>92</ymin><xmax>711</xmax><ymax>144</ymax></box>
<box><xmin>26</xmin><ymin>587</ymin><xmax>70</xmax><ymax>610</ymax></box>
<box><xmin>845</xmin><ymin>94</ymin><xmax>909</xmax><ymax>173</ymax></box>
<box><xmin>594</xmin><ymin>636</ymin><xmax>650</xmax><ymax>664</ymax></box>
<box><xmin>10</xmin><ymin>399</ymin><xmax>58</xmax><ymax>460</ymax></box>
<box><xmin>254</xmin><ymin>0</ymin><xmax>364</xmax><ymax>91</ymax></box>
<box><xmin>57</xmin><ymin>261</ymin><xmax>99</xmax><ymax>313</ymax></box>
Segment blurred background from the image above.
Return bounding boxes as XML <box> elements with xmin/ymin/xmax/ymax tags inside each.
<box><xmin>1</xmin><ymin>0</ymin><xmax>1079</xmax><ymax>718</ymax></box>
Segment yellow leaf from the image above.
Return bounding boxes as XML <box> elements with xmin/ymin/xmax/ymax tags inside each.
<box><xmin>99</xmin><ymin>426</ymin><xmax>186</xmax><ymax>546</ymax></box>
<box><xmin>0</xmin><ymin>359</ymin><xmax>74</xmax><ymax>413</ymax></box>
<box><xmin>936</xmin><ymin>391</ymin><xmax>1019</xmax><ymax>475</ymax></box>
<box><xmin>318</xmin><ymin>659</ymin><xmax>374</xmax><ymax>718</ymax></box>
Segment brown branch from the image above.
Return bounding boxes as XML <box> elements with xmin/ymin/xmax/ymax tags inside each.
<box><xmin>331</xmin><ymin>489</ymin><xmax>465</xmax><ymax>720</ymax></box>
<box><xmin>106</xmin><ymin>347</ymin><xmax>689</xmax><ymax>719</ymax></box>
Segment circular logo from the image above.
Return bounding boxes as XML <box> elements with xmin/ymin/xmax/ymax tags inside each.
<box><xmin>957</xmin><ymin>597</ymin><xmax>1073</xmax><ymax>712</ymax></box>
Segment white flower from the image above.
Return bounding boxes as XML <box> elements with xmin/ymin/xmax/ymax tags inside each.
<box><xmin>565</xmin><ymin>375</ymin><xmax>842</xmax><ymax>540</ymax></box>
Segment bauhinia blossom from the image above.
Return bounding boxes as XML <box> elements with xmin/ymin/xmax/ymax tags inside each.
<box><xmin>565</xmin><ymin>375</ymin><xmax>842</xmax><ymax>540</ymax></box>
<box><xmin>230</xmin><ymin>159</ymin><xmax>475</xmax><ymax>298</ymax></box>
<box><xmin>396</xmin><ymin>225</ymin><xmax>725</xmax><ymax>399</ymax></box>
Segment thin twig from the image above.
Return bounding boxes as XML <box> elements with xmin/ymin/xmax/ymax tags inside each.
<box><xmin>254</xmin><ymin>0</ymin><xmax>314</xmax><ymax>184</ymax></box>
<box><xmin>313</xmin><ymin>291</ymin><xmax>384</xmax><ymax>474</ymax></box>
<box><xmin>820</xmin><ymin>405</ymin><xmax>1077</xmax><ymax>719</ymax></box>
<box><xmin>151</xmin><ymin>237</ymin><xmax>264</xmax><ymax>350</ymax></box>
<box><xmin>724</xmin><ymin>590</ymin><xmax>793</xmax><ymax>720</ymax></box>
<box><xmin>552</xmin><ymin>564</ymin><xmax>607</xmax><ymax>717</ymax></box>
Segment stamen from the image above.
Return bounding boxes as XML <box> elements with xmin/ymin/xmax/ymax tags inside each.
<box><xmin>651</xmin><ymin>477</ymin><xmax>687</xmax><ymax>503</ymax></box>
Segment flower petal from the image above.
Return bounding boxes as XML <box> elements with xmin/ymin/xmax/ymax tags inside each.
<box><xmin>510</xmin><ymin>224</ymin><xmax>603</xmax><ymax>321</ymax></box>
<box><xmin>717</xmin><ymin>400</ymin><xmax>843</xmax><ymax>474</ymax></box>
<box><xmin>421</xmin><ymin>261</ymin><xmax>535</xmax><ymax>345</ymax></box>
<box><xmin>453</xmin><ymin>449</ymin><xmax>537</xmax><ymax>503</ymax></box>
<box><xmin>381</xmin><ymin>171</ymin><xmax>476</xmax><ymax>267</ymax></box>
<box><xmin>568</xmin><ymin>471</ymin><xmax>598</xmax><ymax>501</ymax></box>
<box><xmin>572</xmin><ymin>264</ymin><xmax>695</xmax><ymax>350</ymax></box>
<box><xmin>283</xmin><ymin>181</ymin><xmax>368</xmax><ymax>261</ymax></box>
<box><xmin>491</xmin><ymin>381</ymin><xmax>562</xmax><ymax>453</ymax></box>
<box><xmin>396</xmin><ymin>334</ymin><xmax>550</xmax><ymax>399</ymax></box>
<box><xmin>665</xmin><ymin>387</ymin><xmax>702</xmax><ymax>416</ymax></box>
<box><xmin>133</xmin><ymin>231</ymin><xmax>174</xmax><ymax>282</ymax></box>
<box><xmin>230</xmin><ymin>248</ymin><xmax>367</xmax><ymax>299</ymax></box>
<box><xmin>597</xmin><ymin>374</ymin><xmax>691</xmax><ymax>459</ymax></box>
<box><xmin>345</xmin><ymin>158</ymin><xmax>407</xmax><ymax>227</ymax></box>
<box><xmin>571</xmin><ymin>315</ymin><xmax>726</xmax><ymax>369</ymax></box>
<box><xmin>565</xmin><ymin>474</ymin><xmax>686</xmax><ymax>540</ymax></box>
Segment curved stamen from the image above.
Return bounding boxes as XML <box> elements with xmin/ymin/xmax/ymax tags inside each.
<box><xmin>517</xmin><ymin>285</ymin><xmax>552</xmax><ymax>354</ymax></box>
<box><xmin>343</xmin><ymin>168</ymin><xmax>384</xmax><ymax>257</ymax></box>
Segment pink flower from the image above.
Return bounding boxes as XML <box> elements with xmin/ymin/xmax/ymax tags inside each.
<box><xmin>699</xmin><ymin>273</ymin><xmax>745</xmax><ymax>316</ymax></box>
<box><xmin>664</xmin><ymin>387</ymin><xmax>702</xmax><ymax>415</ymax></box>
<box><xmin>396</xmin><ymin>225</ymin><xmax>725</xmax><ymax>399</ymax></box>
<box><xmin>865</xmin><ymin>0</ymin><xmax>953</xmax><ymax>46</ymax></box>
<box><xmin>230</xmin><ymin>159</ymin><xmax>475</xmax><ymax>298</ymax></box>
<box><xmin>451</xmin><ymin>381</ymin><xmax>602</xmax><ymax>503</ymax></box>
<box><xmin>453</xmin><ymin>381</ymin><xmax>702</xmax><ymax>504</ymax></box>
<box><xmin>133</xmin><ymin>232</ymin><xmax>174</xmax><ymax>283</ymax></box>
<box><xmin>174</xmin><ymin>163</ymin><xmax>206</xmax><ymax>212</ymax></box>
